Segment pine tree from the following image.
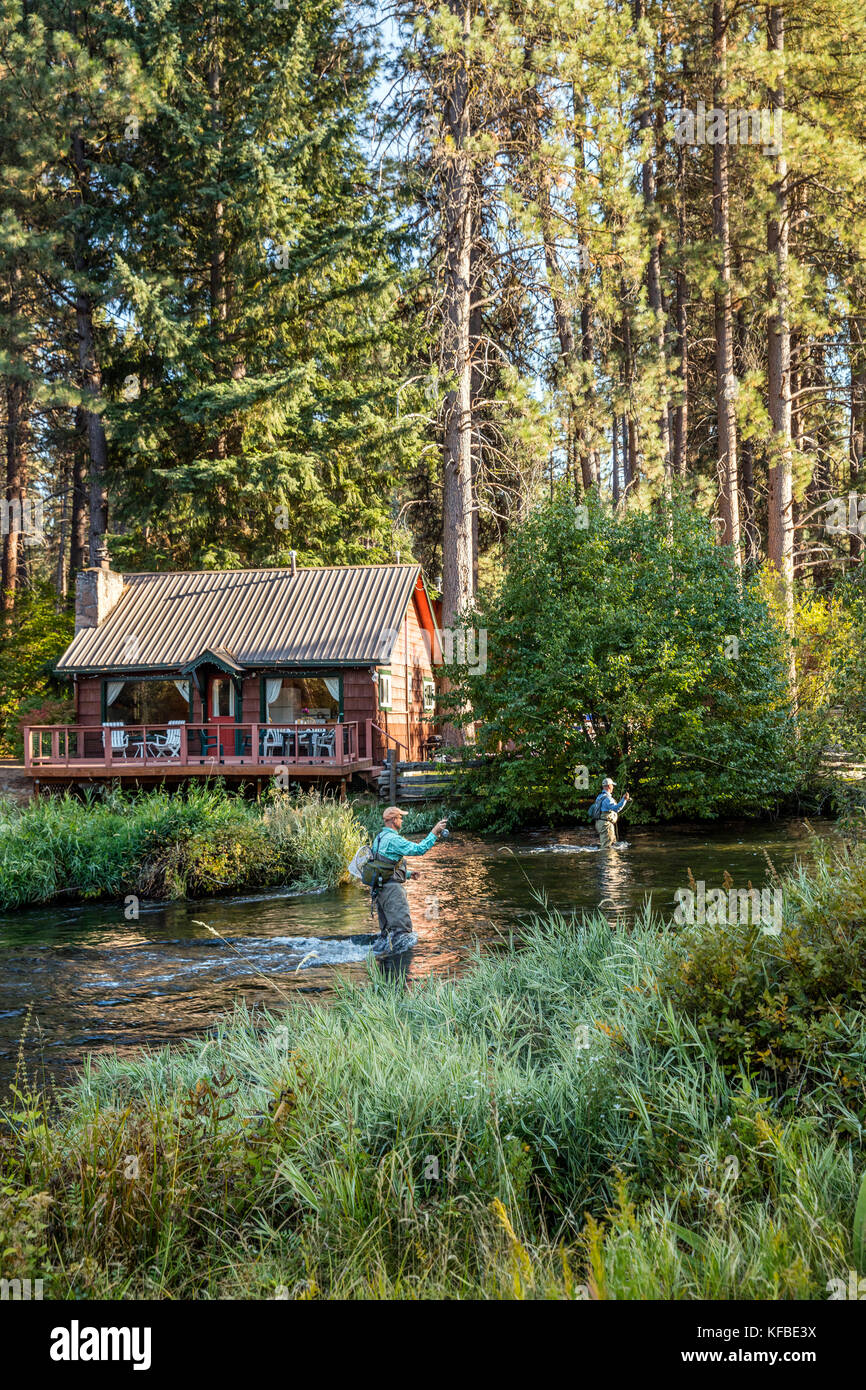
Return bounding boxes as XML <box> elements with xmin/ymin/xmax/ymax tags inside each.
<box><xmin>107</xmin><ymin>0</ymin><xmax>424</xmax><ymax>569</ymax></box>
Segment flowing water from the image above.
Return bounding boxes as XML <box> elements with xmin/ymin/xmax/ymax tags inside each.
<box><xmin>0</xmin><ymin>818</ymin><xmax>836</xmax><ymax>1094</ymax></box>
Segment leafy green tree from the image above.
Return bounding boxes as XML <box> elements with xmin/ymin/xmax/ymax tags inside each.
<box><xmin>0</xmin><ymin>583</ymin><xmax>74</xmax><ymax>754</ymax></box>
<box><xmin>450</xmin><ymin>489</ymin><xmax>796</xmax><ymax>827</ymax></box>
<box><xmin>794</xmin><ymin>576</ymin><xmax>866</xmax><ymax>783</ymax></box>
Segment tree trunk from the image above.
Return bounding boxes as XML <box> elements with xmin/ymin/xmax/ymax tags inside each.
<box><xmin>439</xmin><ymin>0</ymin><xmax>475</xmax><ymax>743</ymax></box>
<box><xmin>54</xmin><ymin>453</ymin><xmax>69</xmax><ymax>604</ymax></box>
<box><xmin>622</xmin><ymin>413</ymin><xmax>632</xmax><ymax>494</ymax></box>
<box><xmin>541</xmin><ymin>228</ymin><xmax>585</xmax><ymax>491</ymax></box>
<box><xmin>806</xmin><ymin>345</ymin><xmax>834</xmax><ymax>590</ymax></box>
<box><xmin>636</xmin><ymin>1</ymin><xmax>671</xmax><ymax>495</ymax></box>
<box><xmin>850</xmin><ymin>307</ymin><xmax>866</xmax><ymax>563</ymax></box>
<box><xmin>79</xmin><ymin>282</ymin><xmax>109</xmax><ymax>569</ymax></box>
<box><xmin>69</xmin><ymin>405</ymin><xmax>89</xmax><ymax>586</ymax></box>
<box><xmin>469</xmin><ymin>219</ymin><xmax>484</xmax><ymax>593</ymax></box>
<box><xmin>673</xmin><ymin>86</ymin><xmax>689</xmax><ymax>478</ymax></box>
<box><xmin>735</xmin><ymin>309</ymin><xmax>760</xmax><ymax>565</ymax></box>
<box><xmin>71</xmin><ymin>132</ymin><xmax>109</xmax><ymax>569</ymax></box>
<box><xmin>621</xmin><ymin>299</ymin><xmax>637</xmax><ymax>489</ymax></box>
<box><xmin>712</xmin><ymin>1</ymin><xmax>741</xmax><ymax>567</ymax></box>
<box><xmin>575</xmin><ymin>95</ymin><xmax>599</xmax><ymax>491</ymax></box>
<box><xmin>208</xmin><ymin>33</ymin><xmax>228</xmax><ymax>463</ymax></box>
<box><xmin>766</xmin><ymin>4</ymin><xmax>797</xmax><ymax>702</ymax></box>
<box><xmin>2</xmin><ymin>375</ymin><xmax>28</xmax><ymax>613</ymax></box>
<box><xmin>580</xmin><ymin>299</ymin><xmax>599</xmax><ymax>489</ymax></box>
<box><xmin>537</xmin><ymin>151</ymin><xmax>587</xmax><ymax>491</ymax></box>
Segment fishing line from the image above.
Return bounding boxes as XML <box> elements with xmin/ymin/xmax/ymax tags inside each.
<box><xmin>192</xmin><ymin>920</ymin><xmax>296</xmax><ymax>1003</ymax></box>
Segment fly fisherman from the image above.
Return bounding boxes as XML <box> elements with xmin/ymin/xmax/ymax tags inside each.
<box><xmin>588</xmin><ymin>776</ymin><xmax>630</xmax><ymax>849</ymax></box>
<box><xmin>366</xmin><ymin>805</ymin><xmax>449</xmax><ymax>956</ymax></box>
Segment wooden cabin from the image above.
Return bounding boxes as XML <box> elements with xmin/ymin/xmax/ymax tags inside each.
<box><xmin>24</xmin><ymin>562</ymin><xmax>441</xmax><ymax>794</ymax></box>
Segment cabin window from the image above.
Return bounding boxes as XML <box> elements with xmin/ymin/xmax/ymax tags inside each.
<box><xmin>265</xmin><ymin>676</ymin><xmax>339</xmax><ymax>723</ymax></box>
<box><xmin>105</xmin><ymin>679</ymin><xmax>190</xmax><ymax>726</ymax></box>
<box><xmin>377</xmin><ymin>669</ymin><xmax>392</xmax><ymax>712</ymax></box>
<box><xmin>422</xmin><ymin>678</ymin><xmax>435</xmax><ymax>714</ymax></box>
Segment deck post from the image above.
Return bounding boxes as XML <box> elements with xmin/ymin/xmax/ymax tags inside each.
<box><xmin>365</xmin><ymin>717</ymin><xmax>372</xmax><ymax>763</ymax></box>
<box><xmin>23</xmin><ymin>727</ymin><xmax>30</xmax><ymax>769</ymax></box>
<box><xmin>388</xmin><ymin>748</ymin><xmax>397</xmax><ymax>803</ymax></box>
<box><xmin>251</xmin><ymin>723</ymin><xmax>258</xmax><ymax>765</ymax></box>
<box><xmin>180</xmin><ymin>723</ymin><xmax>188</xmax><ymax>764</ymax></box>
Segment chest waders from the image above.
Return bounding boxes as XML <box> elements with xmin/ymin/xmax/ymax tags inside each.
<box><xmin>366</xmin><ymin>834</ymin><xmax>414</xmax><ymax>940</ymax></box>
<box><xmin>593</xmin><ymin>808</ymin><xmax>618</xmax><ymax>848</ymax></box>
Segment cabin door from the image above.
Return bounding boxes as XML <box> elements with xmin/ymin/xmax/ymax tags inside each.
<box><xmin>207</xmin><ymin>675</ymin><xmax>236</xmax><ymax>757</ymax></box>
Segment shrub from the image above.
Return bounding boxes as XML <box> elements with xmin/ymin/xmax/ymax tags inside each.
<box><xmin>143</xmin><ymin>821</ymin><xmax>287</xmax><ymax>898</ymax></box>
<box><xmin>657</xmin><ymin>838</ymin><xmax>866</xmax><ymax>1116</ymax></box>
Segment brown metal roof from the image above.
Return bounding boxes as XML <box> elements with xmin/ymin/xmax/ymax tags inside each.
<box><xmin>57</xmin><ymin>565</ymin><xmax>426</xmax><ymax>674</ymax></box>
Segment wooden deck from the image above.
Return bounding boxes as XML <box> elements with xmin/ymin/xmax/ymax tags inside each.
<box><xmin>22</xmin><ymin>721</ymin><xmax>375</xmax><ymax>787</ymax></box>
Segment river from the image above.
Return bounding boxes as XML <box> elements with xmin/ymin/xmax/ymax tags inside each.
<box><xmin>0</xmin><ymin>818</ymin><xmax>835</xmax><ymax>1094</ymax></box>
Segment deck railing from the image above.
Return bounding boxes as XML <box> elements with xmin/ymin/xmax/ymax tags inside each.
<box><xmin>23</xmin><ymin>722</ymin><xmax>362</xmax><ymax>770</ymax></box>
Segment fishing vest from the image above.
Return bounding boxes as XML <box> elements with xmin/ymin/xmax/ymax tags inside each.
<box><xmin>360</xmin><ymin>831</ymin><xmax>406</xmax><ymax>888</ymax></box>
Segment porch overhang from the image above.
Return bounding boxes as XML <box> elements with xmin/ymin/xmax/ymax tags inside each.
<box><xmin>180</xmin><ymin>648</ymin><xmax>245</xmax><ymax>679</ymax></box>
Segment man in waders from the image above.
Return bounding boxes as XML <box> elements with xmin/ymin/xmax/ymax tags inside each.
<box><xmin>589</xmin><ymin>777</ymin><xmax>630</xmax><ymax>849</ymax></box>
<box><xmin>368</xmin><ymin>806</ymin><xmax>448</xmax><ymax>956</ymax></box>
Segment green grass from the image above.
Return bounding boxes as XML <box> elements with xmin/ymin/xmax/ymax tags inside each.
<box><xmin>2</xmin><ymin>839</ymin><xmax>864</xmax><ymax>1299</ymax></box>
<box><xmin>0</xmin><ymin>785</ymin><xmax>364</xmax><ymax>911</ymax></box>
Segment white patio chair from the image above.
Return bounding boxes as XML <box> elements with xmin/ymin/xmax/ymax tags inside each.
<box><xmin>102</xmin><ymin>722</ymin><xmax>129</xmax><ymax>759</ymax></box>
<box><xmin>147</xmin><ymin>720</ymin><xmax>184</xmax><ymax>759</ymax></box>
<box><xmin>261</xmin><ymin>726</ymin><xmax>286</xmax><ymax>758</ymax></box>
<box><xmin>313</xmin><ymin>727</ymin><xmax>336</xmax><ymax>757</ymax></box>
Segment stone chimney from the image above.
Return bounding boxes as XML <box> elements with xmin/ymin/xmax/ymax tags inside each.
<box><xmin>75</xmin><ymin>566</ymin><xmax>125</xmax><ymax>633</ymax></box>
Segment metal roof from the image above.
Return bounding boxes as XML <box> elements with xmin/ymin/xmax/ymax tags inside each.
<box><xmin>56</xmin><ymin>565</ymin><xmax>426</xmax><ymax>674</ymax></box>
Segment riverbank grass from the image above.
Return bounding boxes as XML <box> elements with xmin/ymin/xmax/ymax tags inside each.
<box><xmin>3</xmin><ymin>836</ymin><xmax>864</xmax><ymax>1299</ymax></box>
<box><xmin>0</xmin><ymin>786</ymin><xmax>364</xmax><ymax>910</ymax></box>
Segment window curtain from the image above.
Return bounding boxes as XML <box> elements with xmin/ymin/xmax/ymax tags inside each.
<box><xmin>105</xmin><ymin>681</ymin><xmax>125</xmax><ymax>706</ymax></box>
<box><xmin>173</xmin><ymin>680</ymin><xmax>190</xmax><ymax>704</ymax></box>
<box><xmin>265</xmin><ymin>678</ymin><xmax>283</xmax><ymax>709</ymax></box>
<box><xmin>323</xmin><ymin>677</ymin><xmax>340</xmax><ymax>703</ymax></box>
